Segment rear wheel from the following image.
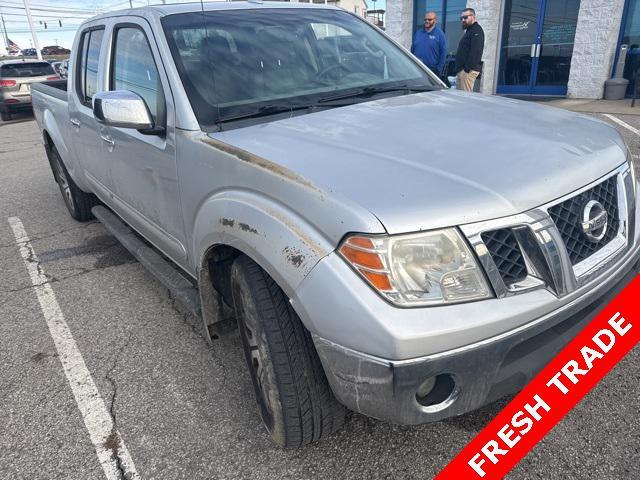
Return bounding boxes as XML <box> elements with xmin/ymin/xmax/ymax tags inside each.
<box><xmin>230</xmin><ymin>255</ymin><xmax>346</xmax><ymax>448</ymax></box>
<box><xmin>0</xmin><ymin>109</ymin><xmax>12</xmax><ymax>121</ymax></box>
<box><xmin>49</xmin><ymin>145</ymin><xmax>99</xmax><ymax>221</ymax></box>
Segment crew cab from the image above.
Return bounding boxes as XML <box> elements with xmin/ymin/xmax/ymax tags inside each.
<box><xmin>31</xmin><ymin>2</ymin><xmax>640</xmax><ymax>448</ymax></box>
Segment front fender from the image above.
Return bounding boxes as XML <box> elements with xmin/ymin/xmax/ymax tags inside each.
<box><xmin>193</xmin><ymin>190</ymin><xmax>334</xmax><ymax>298</ymax></box>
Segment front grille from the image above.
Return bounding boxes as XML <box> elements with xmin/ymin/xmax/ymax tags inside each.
<box><xmin>548</xmin><ymin>176</ymin><xmax>620</xmax><ymax>265</ymax></box>
<box><xmin>481</xmin><ymin>228</ymin><xmax>528</xmax><ymax>286</ymax></box>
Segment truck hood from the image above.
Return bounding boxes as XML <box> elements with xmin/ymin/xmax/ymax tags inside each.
<box><xmin>212</xmin><ymin>90</ymin><xmax>627</xmax><ymax>234</ymax></box>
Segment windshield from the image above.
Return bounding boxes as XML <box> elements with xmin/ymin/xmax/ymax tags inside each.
<box><xmin>0</xmin><ymin>62</ymin><xmax>55</xmax><ymax>78</ymax></box>
<box><xmin>162</xmin><ymin>8</ymin><xmax>440</xmax><ymax>128</ymax></box>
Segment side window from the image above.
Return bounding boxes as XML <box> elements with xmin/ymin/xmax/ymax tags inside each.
<box><xmin>111</xmin><ymin>27</ymin><xmax>163</xmax><ymax>123</ymax></box>
<box><xmin>76</xmin><ymin>28</ymin><xmax>104</xmax><ymax>107</ymax></box>
<box><xmin>76</xmin><ymin>31</ymin><xmax>89</xmax><ymax>103</ymax></box>
<box><xmin>86</xmin><ymin>30</ymin><xmax>104</xmax><ymax>103</ymax></box>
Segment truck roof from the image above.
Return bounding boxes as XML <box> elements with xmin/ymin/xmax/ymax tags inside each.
<box><xmin>86</xmin><ymin>1</ymin><xmax>338</xmax><ymax>23</ymax></box>
<box><xmin>0</xmin><ymin>59</ymin><xmax>51</xmax><ymax>66</ymax></box>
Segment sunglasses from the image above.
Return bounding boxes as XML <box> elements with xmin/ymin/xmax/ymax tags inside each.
<box><xmin>425</xmin><ymin>18</ymin><xmax>435</xmax><ymax>22</ymax></box>
<box><xmin>460</xmin><ymin>14</ymin><xmax>472</xmax><ymax>20</ymax></box>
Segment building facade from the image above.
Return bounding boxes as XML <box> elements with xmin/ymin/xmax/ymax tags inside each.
<box><xmin>296</xmin><ymin>0</ymin><xmax>369</xmax><ymax>18</ymax></box>
<box><xmin>386</xmin><ymin>0</ymin><xmax>640</xmax><ymax>98</ymax></box>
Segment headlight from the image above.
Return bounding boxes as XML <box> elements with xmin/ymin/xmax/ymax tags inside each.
<box><xmin>338</xmin><ymin>229</ymin><xmax>492</xmax><ymax>307</ymax></box>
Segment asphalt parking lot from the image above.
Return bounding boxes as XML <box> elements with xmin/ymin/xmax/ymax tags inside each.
<box><xmin>1</xmin><ymin>110</ymin><xmax>639</xmax><ymax>480</ymax></box>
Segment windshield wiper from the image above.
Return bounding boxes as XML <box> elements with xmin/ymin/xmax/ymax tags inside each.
<box><xmin>218</xmin><ymin>103</ymin><xmax>317</xmax><ymax>124</ymax></box>
<box><xmin>317</xmin><ymin>85</ymin><xmax>439</xmax><ymax>104</ymax></box>
<box><xmin>215</xmin><ymin>85</ymin><xmax>439</xmax><ymax>126</ymax></box>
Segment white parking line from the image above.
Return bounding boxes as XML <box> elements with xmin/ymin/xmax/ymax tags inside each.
<box><xmin>603</xmin><ymin>114</ymin><xmax>640</xmax><ymax>137</ymax></box>
<box><xmin>8</xmin><ymin>217</ymin><xmax>141</xmax><ymax>480</ymax></box>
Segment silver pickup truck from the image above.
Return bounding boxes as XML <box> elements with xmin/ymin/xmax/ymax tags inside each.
<box><xmin>32</xmin><ymin>2</ymin><xmax>640</xmax><ymax>448</ymax></box>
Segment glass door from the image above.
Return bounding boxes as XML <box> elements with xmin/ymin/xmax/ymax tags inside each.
<box><xmin>534</xmin><ymin>0</ymin><xmax>580</xmax><ymax>94</ymax></box>
<box><xmin>497</xmin><ymin>0</ymin><xmax>580</xmax><ymax>95</ymax></box>
<box><xmin>497</xmin><ymin>0</ymin><xmax>542</xmax><ymax>94</ymax></box>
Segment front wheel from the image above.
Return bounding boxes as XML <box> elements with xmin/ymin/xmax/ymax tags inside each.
<box><xmin>230</xmin><ymin>255</ymin><xmax>346</xmax><ymax>448</ymax></box>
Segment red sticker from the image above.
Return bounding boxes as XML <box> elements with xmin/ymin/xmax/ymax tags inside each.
<box><xmin>436</xmin><ymin>275</ymin><xmax>640</xmax><ymax>480</ymax></box>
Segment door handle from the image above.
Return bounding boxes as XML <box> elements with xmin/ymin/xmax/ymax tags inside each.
<box><xmin>535</xmin><ymin>43</ymin><xmax>542</xmax><ymax>58</ymax></box>
<box><xmin>530</xmin><ymin>43</ymin><xmax>536</xmax><ymax>58</ymax></box>
<box><xmin>100</xmin><ymin>134</ymin><xmax>115</xmax><ymax>147</ymax></box>
<box><xmin>70</xmin><ymin>118</ymin><xmax>80</xmax><ymax>127</ymax></box>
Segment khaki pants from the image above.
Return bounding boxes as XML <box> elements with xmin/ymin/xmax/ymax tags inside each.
<box><xmin>456</xmin><ymin>70</ymin><xmax>480</xmax><ymax>92</ymax></box>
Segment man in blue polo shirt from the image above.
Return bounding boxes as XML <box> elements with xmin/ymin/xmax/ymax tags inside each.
<box><xmin>411</xmin><ymin>11</ymin><xmax>448</xmax><ymax>77</ymax></box>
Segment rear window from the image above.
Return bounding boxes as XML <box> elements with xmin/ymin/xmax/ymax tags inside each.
<box><xmin>0</xmin><ymin>62</ymin><xmax>55</xmax><ymax>78</ymax></box>
<box><xmin>76</xmin><ymin>28</ymin><xmax>105</xmax><ymax>107</ymax></box>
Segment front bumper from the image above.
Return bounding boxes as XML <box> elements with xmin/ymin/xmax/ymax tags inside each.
<box><xmin>313</xmin><ymin>252</ymin><xmax>640</xmax><ymax>424</ymax></box>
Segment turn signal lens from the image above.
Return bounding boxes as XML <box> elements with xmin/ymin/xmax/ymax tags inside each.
<box><xmin>338</xmin><ymin>236</ymin><xmax>393</xmax><ymax>292</ymax></box>
<box><xmin>361</xmin><ymin>271</ymin><xmax>393</xmax><ymax>291</ymax></box>
<box><xmin>339</xmin><ymin>243</ymin><xmax>384</xmax><ymax>270</ymax></box>
<box><xmin>46</xmin><ymin>76</ymin><xmax>60</xmax><ymax>80</ymax></box>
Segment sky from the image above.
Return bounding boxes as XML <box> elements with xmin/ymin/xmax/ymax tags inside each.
<box><xmin>0</xmin><ymin>0</ymin><xmax>387</xmax><ymax>53</ymax></box>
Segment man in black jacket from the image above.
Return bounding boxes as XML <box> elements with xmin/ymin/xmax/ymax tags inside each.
<box><xmin>455</xmin><ymin>8</ymin><xmax>484</xmax><ymax>92</ymax></box>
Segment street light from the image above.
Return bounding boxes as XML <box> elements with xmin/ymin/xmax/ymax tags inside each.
<box><xmin>23</xmin><ymin>0</ymin><xmax>42</xmax><ymax>59</ymax></box>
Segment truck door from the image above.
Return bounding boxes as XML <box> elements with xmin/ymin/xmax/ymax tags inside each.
<box><xmin>68</xmin><ymin>26</ymin><xmax>110</xmax><ymax>198</ymax></box>
<box><xmin>103</xmin><ymin>20</ymin><xmax>187</xmax><ymax>266</ymax></box>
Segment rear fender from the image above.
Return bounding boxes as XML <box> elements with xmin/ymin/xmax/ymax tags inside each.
<box><xmin>42</xmin><ymin>109</ymin><xmax>90</xmax><ymax>190</ymax></box>
<box><xmin>42</xmin><ymin>108</ymin><xmax>70</xmax><ymax>161</ymax></box>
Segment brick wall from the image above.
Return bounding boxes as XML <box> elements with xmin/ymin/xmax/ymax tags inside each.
<box><xmin>470</xmin><ymin>0</ymin><xmax>501</xmax><ymax>94</ymax></box>
<box><xmin>567</xmin><ymin>0</ymin><xmax>626</xmax><ymax>99</ymax></box>
<box><xmin>386</xmin><ymin>0</ymin><xmax>414</xmax><ymax>49</ymax></box>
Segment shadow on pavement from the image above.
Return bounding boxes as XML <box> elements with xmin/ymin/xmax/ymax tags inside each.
<box><xmin>0</xmin><ymin>109</ymin><xmax>35</xmax><ymax>125</ymax></box>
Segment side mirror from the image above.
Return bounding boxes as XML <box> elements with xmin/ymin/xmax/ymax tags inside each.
<box><xmin>93</xmin><ymin>90</ymin><xmax>154</xmax><ymax>130</ymax></box>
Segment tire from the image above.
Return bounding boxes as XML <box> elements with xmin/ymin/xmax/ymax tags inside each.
<box><xmin>230</xmin><ymin>255</ymin><xmax>346</xmax><ymax>448</ymax></box>
<box><xmin>49</xmin><ymin>145</ymin><xmax>99</xmax><ymax>221</ymax></box>
<box><xmin>0</xmin><ymin>109</ymin><xmax>12</xmax><ymax>121</ymax></box>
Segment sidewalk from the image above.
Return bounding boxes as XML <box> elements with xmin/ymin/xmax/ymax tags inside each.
<box><xmin>539</xmin><ymin>98</ymin><xmax>639</xmax><ymax>115</ymax></box>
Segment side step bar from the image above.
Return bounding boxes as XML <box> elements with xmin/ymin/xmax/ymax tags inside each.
<box><xmin>92</xmin><ymin>206</ymin><xmax>201</xmax><ymax>318</ymax></box>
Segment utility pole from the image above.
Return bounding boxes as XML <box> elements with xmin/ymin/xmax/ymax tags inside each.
<box><xmin>23</xmin><ymin>0</ymin><xmax>42</xmax><ymax>60</ymax></box>
<box><xmin>0</xmin><ymin>9</ymin><xmax>10</xmax><ymax>55</ymax></box>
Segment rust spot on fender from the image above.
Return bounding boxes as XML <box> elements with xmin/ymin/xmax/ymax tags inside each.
<box><xmin>265</xmin><ymin>208</ymin><xmax>326</xmax><ymax>258</ymax></box>
<box><xmin>238</xmin><ymin>222</ymin><xmax>259</xmax><ymax>234</ymax></box>
<box><xmin>283</xmin><ymin>246</ymin><xmax>306</xmax><ymax>268</ymax></box>
<box><xmin>219</xmin><ymin>218</ymin><xmax>235</xmax><ymax>228</ymax></box>
<box><xmin>201</xmin><ymin>136</ymin><xmax>320</xmax><ymax>192</ymax></box>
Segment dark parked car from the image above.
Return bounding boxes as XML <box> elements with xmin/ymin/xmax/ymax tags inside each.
<box><xmin>20</xmin><ymin>48</ymin><xmax>37</xmax><ymax>57</ymax></box>
<box><xmin>41</xmin><ymin>45</ymin><xmax>71</xmax><ymax>55</ymax></box>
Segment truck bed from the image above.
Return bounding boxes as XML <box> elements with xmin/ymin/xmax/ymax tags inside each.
<box><xmin>32</xmin><ymin>80</ymin><xmax>68</xmax><ymax>101</ymax></box>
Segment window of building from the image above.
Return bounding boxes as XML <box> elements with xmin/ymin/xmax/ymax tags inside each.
<box><xmin>618</xmin><ymin>0</ymin><xmax>640</xmax><ymax>94</ymax></box>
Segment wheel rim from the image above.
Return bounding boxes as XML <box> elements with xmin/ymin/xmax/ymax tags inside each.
<box><xmin>53</xmin><ymin>155</ymin><xmax>75</xmax><ymax>211</ymax></box>
<box><xmin>236</xmin><ymin>292</ymin><xmax>276</xmax><ymax>432</ymax></box>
